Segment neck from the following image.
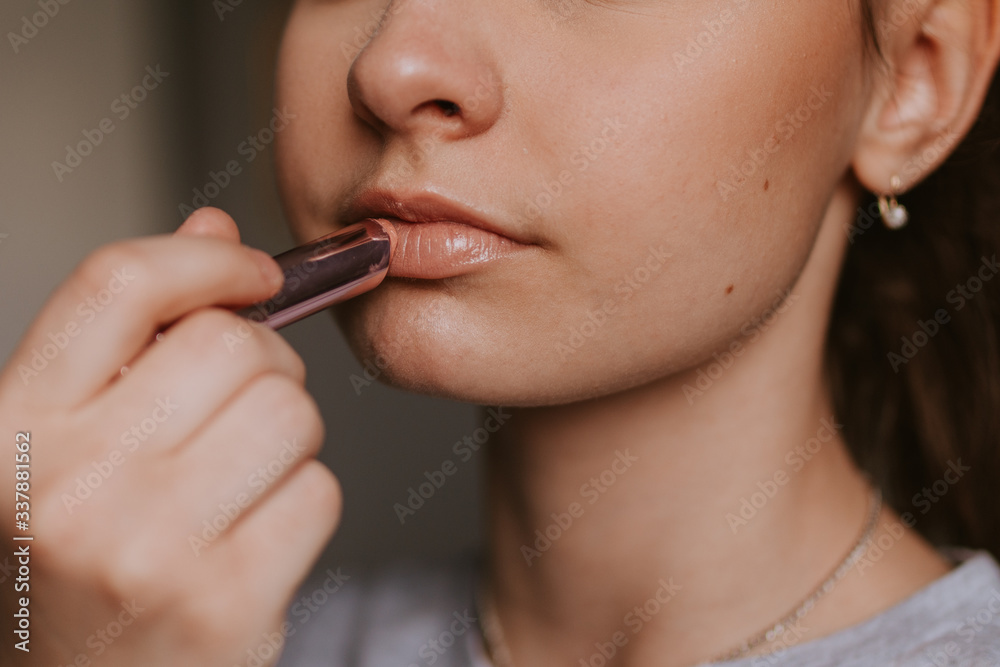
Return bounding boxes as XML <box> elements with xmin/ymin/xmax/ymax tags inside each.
<box><xmin>483</xmin><ymin>186</ymin><xmax>892</xmax><ymax>666</ymax></box>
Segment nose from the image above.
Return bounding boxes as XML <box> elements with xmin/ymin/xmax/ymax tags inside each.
<box><xmin>346</xmin><ymin>1</ymin><xmax>504</xmax><ymax>141</ymax></box>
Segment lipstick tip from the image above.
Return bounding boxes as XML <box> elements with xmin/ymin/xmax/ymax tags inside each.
<box><xmin>368</xmin><ymin>217</ymin><xmax>397</xmax><ymax>262</ymax></box>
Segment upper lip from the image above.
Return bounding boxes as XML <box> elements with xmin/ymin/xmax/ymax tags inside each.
<box><xmin>343</xmin><ymin>189</ymin><xmax>531</xmax><ymax>245</ymax></box>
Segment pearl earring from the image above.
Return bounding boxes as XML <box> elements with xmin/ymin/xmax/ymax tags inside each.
<box><xmin>878</xmin><ymin>175</ymin><xmax>909</xmax><ymax>230</ymax></box>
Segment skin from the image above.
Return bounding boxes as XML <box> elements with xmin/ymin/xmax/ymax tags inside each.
<box><xmin>0</xmin><ymin>209</ymin><xmax>342</xmax><ymax>666</ymax></box>
<box><xmin>1</xmin><ymin>0</ymin><xmax>998</xmax><ymax>665</ymax></box>
<box><xmin>275</xmin><ymin>0</ymin><xmax>1000</xmax><ymax>664</ymax></box>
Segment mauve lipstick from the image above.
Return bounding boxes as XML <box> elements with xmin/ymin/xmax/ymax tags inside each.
<box><xmin>237</xmin><ymin>219</ymin><xmax>397</xmax><ymax>329</ymax></box>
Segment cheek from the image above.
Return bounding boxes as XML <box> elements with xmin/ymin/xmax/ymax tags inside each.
<box><xmin>274</xmin><ymin>2</ymin><xmax>867</xmax><ymax>406</ymax></box>
<box><xmin>525</xmin><ymin>5</ymin><xmax>866</xmax><ymax>362</ymax></box>
<box><xmin>275</xmin><ymin>2</ymin><xmax>379</xmax><ymax>242</ymax></box>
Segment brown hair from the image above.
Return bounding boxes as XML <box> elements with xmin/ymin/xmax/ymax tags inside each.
<box><xmin>828</xmin><ymin>0</ymin><xmax>1000</xmax><ymax>556</ymax></box>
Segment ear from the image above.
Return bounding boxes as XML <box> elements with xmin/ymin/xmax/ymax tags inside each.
<box><xmin>852</xmin><ymin>0</ymin><xmax>1000</xmax><ymax>195</ymax></box>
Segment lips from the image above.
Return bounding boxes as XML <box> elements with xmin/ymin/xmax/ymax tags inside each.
<box><xmin>374</xmin><ymin>217</ymin><xmax>519</xmax><ymax>279</ymax></box>
<box><xmin>345</xmin><ymin>191</ymin><xmax>530</xmax><ymax>280</ymax></box>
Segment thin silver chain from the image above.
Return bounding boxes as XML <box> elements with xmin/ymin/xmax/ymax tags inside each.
<box><xmin>476</xmin><ymin>487</ymin><xmax>883</xmax><ymax>666</ymax></box>
<box><xmin>709</xmin><ymin>486</ymin><xmax>883</xmax><ymax>662</ymax></box>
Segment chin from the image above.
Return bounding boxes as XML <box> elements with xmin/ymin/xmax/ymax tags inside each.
<box><xmin>335</xmin><ymin>290</ymin><xmax>531</xmax><ymax>405</ymax></box>
<box><xmin>332</xmin><ymin>285</ymin><xmax>679</xmax><ymax>408</ymax></box>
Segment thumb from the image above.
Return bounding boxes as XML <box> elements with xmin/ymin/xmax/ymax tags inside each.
<box><xmin>176</xmin><ymin>207</ymin><xmax>242</xmax><ymax>243</ymax></box>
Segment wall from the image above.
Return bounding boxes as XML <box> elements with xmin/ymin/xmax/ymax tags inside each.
<box><xmin>0</xmin><ymin>0</ymin><xmax>483</xmax><ymax>576</ymax></box>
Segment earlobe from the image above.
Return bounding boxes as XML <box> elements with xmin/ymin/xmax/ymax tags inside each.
<box><xmin>852</xmin><ymin>0</ymin><xmax>1000</xmax><ymax>196</ymax></box>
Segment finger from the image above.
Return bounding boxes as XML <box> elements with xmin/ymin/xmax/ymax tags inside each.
<box><xmin>4</xmin><ymin>234</ymin><xmax>283</xmax><ymax>408</ymax></box>
<box><xmin>175</xmin><ymin>207</ymin><xmax>242</xmax><ymax>243</ymax></box>
<box><xmin>166</xmin><ymin>374</ymin><xmax>324</xmax><ymax>536</ymax></box>
<box><xmin>83</xmin><ymin>309</ymin><xmax>305</xmax><ymax>460</ymax></box>
<box><xmin>209</xmin><ymin>460</ymin><xmax>342</xmax><ymax>616</ymax></box>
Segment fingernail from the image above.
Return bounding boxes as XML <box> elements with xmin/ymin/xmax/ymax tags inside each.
<box><xmin>249</xmin><ymin>248</ymin><xmax>284</xmax><ymax>289</ymax></box>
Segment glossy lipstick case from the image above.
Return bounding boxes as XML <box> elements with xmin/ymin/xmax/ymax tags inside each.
<box><xmin>238</xmin><ymin>219</ymin><xmax>395</xmax><ymax>329</ymax></box>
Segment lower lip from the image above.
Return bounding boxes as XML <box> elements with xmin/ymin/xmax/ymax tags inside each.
<box><xmin>384</xmin><ymin>218</ymin><xmax>523</xmax><ymax>279</ymax></box>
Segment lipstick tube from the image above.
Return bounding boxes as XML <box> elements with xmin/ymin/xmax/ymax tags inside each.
<box><xmin>237</xmin><ymin>219</ymin><xmax>396</xmax><ymax>329</ymax></box>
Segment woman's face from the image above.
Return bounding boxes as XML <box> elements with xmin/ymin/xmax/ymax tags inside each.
<box><xmin>275</xmin><ymin>0</ymin><xmax>871</xmax><ymax>405</ymax></box>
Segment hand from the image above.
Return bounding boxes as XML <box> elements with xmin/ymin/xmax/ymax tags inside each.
<box><xmin>0</xmin><ymin>208</ymin><xmax>342</xmax><ymax>666</ymax></box>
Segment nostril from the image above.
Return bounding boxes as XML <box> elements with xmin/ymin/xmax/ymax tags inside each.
<box><xmin>432</xmin><ymin>99</ymin><xmax>461</xmax><ymax>117</ymax></box>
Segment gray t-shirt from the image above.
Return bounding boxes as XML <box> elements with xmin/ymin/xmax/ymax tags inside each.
<box><xmin>276</xmin><ymin>549</ymin><xmax>1000</xmax><ymax>666</ymax></box>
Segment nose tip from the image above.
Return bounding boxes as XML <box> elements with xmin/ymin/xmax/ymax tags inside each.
<box><xmin>346</xmin><ymin>15</ymin><xmax>504</xmax><ymax>140</ymax></box>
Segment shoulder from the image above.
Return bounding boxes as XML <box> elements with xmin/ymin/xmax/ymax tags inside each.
<box><xmin>742</xmin><ymin>549</ymin><xmax>1000</xmax><ymax>667</ymax></box>
<box><xmin>276</xmin><ymin>556</ymin><xmax>482</xmax><ymax>667</ymax></box>
<box><xmin>888</xmin><ymin>549</ymin><xmax>1000</xmax><ymax>667</ymax></box>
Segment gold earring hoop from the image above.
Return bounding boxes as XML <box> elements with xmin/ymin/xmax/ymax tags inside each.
<box><xmin>878</xmin><ymin>175</ymin><xmax>909</xmax><ymax>230</ymax></box>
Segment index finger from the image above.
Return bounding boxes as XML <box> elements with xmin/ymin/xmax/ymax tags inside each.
<box><xmin>4</xmin><ymin>234</ymin><xmax>283</xmax><ymax>409</ymax></box>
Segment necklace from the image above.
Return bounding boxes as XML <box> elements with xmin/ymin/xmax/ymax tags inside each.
<box><xmin>476</xmin><ymin>486</ymin><xmax>883</xmax><ymax>666</ymax></box>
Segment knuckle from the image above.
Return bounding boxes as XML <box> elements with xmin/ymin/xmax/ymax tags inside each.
<box><xmin>103</xmin><ymin>535</ymin><xmax>171</xmax><ymax>603</ymax></box>
<box><xmin>176</xmin><ymin>595</ymin><xmax>244</xmax><ymax>648</ymax></box>
<box><xmin>74</xmin><ymin>241</ymin><xmax>147</xmax><ymax>300</ymax></box>
<box><xmin>179</xmin><ymin>308</ymin><xmax>247</xmax><ymax>352</ymax></box>
<box><xmin>240</xmin><ymin>322</ymin><xmax>305</xmax><ymax>378</ymax></box>
<box><xmin>249</xmin><ymin>375</ymin><xmax>325</xmax><ymax>456</ymax></box>
<box><xmin>240</xmin><ymin>322</ymin><xmax>306</xmax><ymax>382</ymax></box>
<box><xmin>180</xmin><ymin>310</ymin><xmax>306</xmax><ymax>380</ymax></box>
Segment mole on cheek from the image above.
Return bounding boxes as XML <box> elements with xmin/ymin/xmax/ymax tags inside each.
<box><xmin>764</xmin><ymin>180</ymin><xmax>770</xmax><ymax>191</ymax></box>
<box><xmin>726</xmin><ymin>285</ymin><xmax>734</xmax><ymax>295</ymax></box>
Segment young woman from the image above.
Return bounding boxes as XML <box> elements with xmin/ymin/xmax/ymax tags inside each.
<box><xmin>4</xmin><ymin>0</ymin><xmax>1000</xmax><ymax>665</ymax></box>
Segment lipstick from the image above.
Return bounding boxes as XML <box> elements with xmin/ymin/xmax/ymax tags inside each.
<box><xmin>237</xmin><ymin>219</ymin><xmax>397</xmax><ymax>329</ymax></box>
<box><xmin>387</xmin><ymin>220</ymin><xmax>520</xmax><ymax>280</ymax></box>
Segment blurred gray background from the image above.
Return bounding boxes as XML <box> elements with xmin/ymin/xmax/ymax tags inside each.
<box><xmin>0</xmin><ymin>0</ymin><xmax>483</xmax><ymax>574</ymax></box>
